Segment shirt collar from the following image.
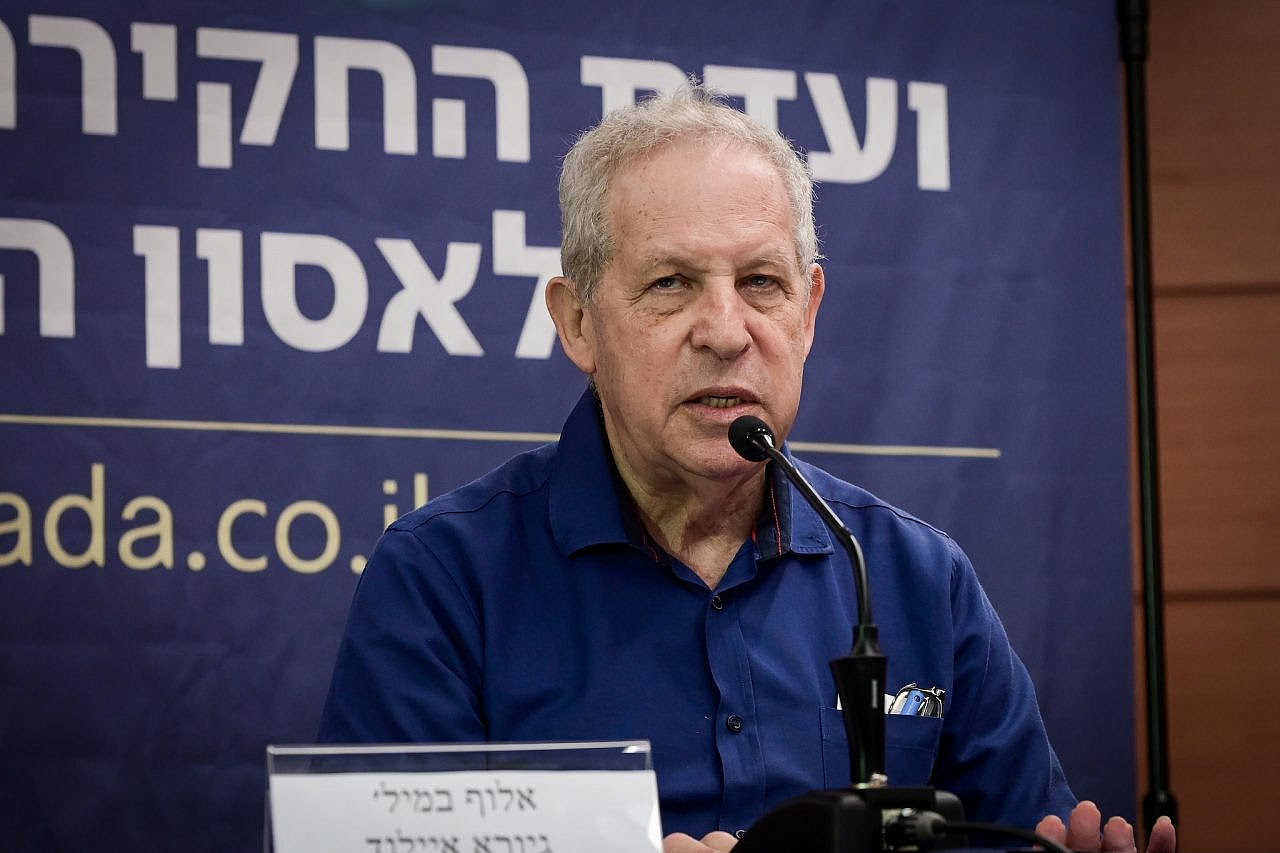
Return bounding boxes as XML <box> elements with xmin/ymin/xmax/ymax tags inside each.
<box><xmin>549</xmin><ymin>389</ymin><xmax>834</xmax><ymax>560</ymax></box>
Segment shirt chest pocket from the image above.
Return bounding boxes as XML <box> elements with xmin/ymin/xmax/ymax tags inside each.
<box><xmin>820</xmin><ymin>708</ymin><xmax>943</xmax><ymax>787</ymax></box>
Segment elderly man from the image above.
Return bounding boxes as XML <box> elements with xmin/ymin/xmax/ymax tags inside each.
<box><xmin>318</xmin><ymin>87</ymin><xmax>1174</xmax><ymax>853</ymax></box>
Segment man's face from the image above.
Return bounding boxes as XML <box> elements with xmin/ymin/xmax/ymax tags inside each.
<box><xmin>556</xmin><ymin>137</ymin><xmax>824</xmax><ymax>486</ymax></box>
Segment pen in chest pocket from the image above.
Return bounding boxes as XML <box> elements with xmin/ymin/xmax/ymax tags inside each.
<box><xmin>888</xmin><ymin>683</ymin><xmax>946</xmax><ymax>718</ymax></box>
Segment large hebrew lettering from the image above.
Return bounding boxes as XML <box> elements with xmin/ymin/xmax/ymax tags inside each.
<box><xmin>196</xmin><ymin>28</ymin><xmax>299</xmax><ymax>168</ymax></box>
<box><xmin>198</xmin><ymin>228</ymin><xmax>245</xmax><ymax>346</ymax></box>
<box><xmin>28</xmin><ymin>15</ymin><xmax>117</xmax><ymax>135</ymax></box>
<box><xmin>134</xmin><ymin>225</ymin><xmax>180</xmax><ymax>367</ymax></box>
<box><xmin>431</xmin><ymin>45</ymin><xmax>529</xmax><ymax>162</ymax></box>
<box><xmin>375</xmin><ymin>239</ymin><xmax>483</xmax><ymax>356</ymax></box>
<box><xmin>315</xmin><ymin>36</ymin><xmax>418</xmax><ymax>155</ymax></box>
<box><xmin>260</xmin><ymin>231</ymin><xmax>368</xmax><ymax>352</ymax></box>
<box><xmin>492</xmin><ymin>210</ymin><xmax>560</xmax><ymax>360</ymax></box>
<box><xmin>0</xmin><ymin>218</ymin><xmax>75</xmax><ymax>338</ymax></box>
<box><xmin>130</xmin><ymin>22</ymin><xmax>178</xmax><ymax>101</ymax></box>
<box><xmin>0</xmin><ymin>19</ymin><xmax>14</xmax><ymax>128</ymax></box>
<box><xmin>579</xmin><ymin>55</ymin><xmax>685</xmax><ymax>115</ymax></box>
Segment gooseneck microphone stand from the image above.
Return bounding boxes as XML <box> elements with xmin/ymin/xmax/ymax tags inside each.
<box><xmin>1118</xmin><ymin>0</ymin><xmax>1179</xmax><ymax>838</ymax></box>
<box><xmin>726</xmin><ymin>416</ymin><xmax>1075</xmax><ymax>853</ymax></box>
<box><xmin>729</xmin><ymin>416</ymin><xmax>887</xmax><ymax>785</ymax></box>
<box><xmin>727</xmin><ymin>416</ymin><xmax>968</xmax><ymax>853</ymax></box>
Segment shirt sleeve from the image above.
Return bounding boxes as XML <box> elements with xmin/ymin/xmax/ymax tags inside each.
<box><xmin>931</xmin><ymin>541</ymin><xmax>1077</xmax><ymax>828</ymax></box>
<box><xmin>316</xmin><ymin>525</ymin><xmax>486</xmax><ymax>744</ymax></box>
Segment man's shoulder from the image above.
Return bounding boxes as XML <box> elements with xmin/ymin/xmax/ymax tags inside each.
<box><xmin>388</xmin><ymin>441</ymin><xmax>559</xmax><ymax>536</ymax></box>
<box><xmin>790</xmin><ymin>457</ymin><xmax>963</xmax><ymax>571</ymax></box>
<box><xmin>795</xmin><ymin>458</ymin><xmax>949</xmax><ymax>536</ymax></box>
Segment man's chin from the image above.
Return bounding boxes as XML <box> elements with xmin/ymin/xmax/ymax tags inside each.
<box><xmin>678</xmin><ymin>449</ymin><xmax>766</xmax><ymax>483</ymax></box>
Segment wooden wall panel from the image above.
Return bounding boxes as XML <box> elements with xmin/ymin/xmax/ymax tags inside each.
<box><xmin>1137</xmin><ymin>2</ymin><xmax>1280</xmax><ymax>851</ymax></box>
<box><xmin>1140</xmin><ymin>599</ymin><xmax>1280</xmax><ymax>853</ymax></box>
<box><xmin>1154</xmin><ymin>290</ymin><xmax>1280</xmax><ymax>593</ymax></box>
<box><xmin>1148</xmin><ymin>0</ymin><xmax>1280</xmax><ymax>287</ymax></box>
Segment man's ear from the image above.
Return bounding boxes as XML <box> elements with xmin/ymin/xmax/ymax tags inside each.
<box><xmin>802</xmin><ymin>263</ymin><xmax>825</xmax><ymax>358</ymax></box>
<box><xmin>545</xmin><ymin>276</ymin><xmax>597</xmax><ymax>375</ymax></box>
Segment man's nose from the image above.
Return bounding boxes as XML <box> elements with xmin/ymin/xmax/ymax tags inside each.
<box><xmin>688</xmin><ymin>280</ymin><xmax>752</xmax><ymax>359</ymax></box>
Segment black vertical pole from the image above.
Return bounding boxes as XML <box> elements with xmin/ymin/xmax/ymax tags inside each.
<box><xmin>1117</xmin><ymin>0</ymin><xmax>1178</xmax><ymax>838</ymax></box>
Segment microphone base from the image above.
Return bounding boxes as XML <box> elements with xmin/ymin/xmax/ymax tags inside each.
<box><xmin>733</xmin><ymin>785</ymin><xmax>966</xmax><ymax>853</ymax></box>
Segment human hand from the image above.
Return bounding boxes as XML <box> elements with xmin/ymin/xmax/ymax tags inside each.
<box><xmin>1035</xmin><ymin>800</ymin><xmax>1175</xmax><ymax>853</ymax></box>
<box><xmin>662</xmin><ymin>830</ymin><xmax>738</xmax><ymax>853</ymax></box>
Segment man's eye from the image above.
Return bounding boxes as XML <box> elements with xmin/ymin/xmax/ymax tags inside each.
<box><xmin>745</xmin><ymin>275</ymin><xmax>778</xmax><ymax>289</ymax></box>
<box><xmin>650</xmin><ymin>277</ymin><xmax>681</xmax><ymax>291</ymax></box>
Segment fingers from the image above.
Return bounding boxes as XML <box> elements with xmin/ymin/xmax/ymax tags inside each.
<box><xmin>1101</xmin><ymin>815</ymin><xmax>1138</xmax><ymax>853</ymax></box>
<box><xmin>1036</xmin><ymin>814</ymin><xmax>1067</xmax><ymax>844</ymax></box>
<box><xmin>662</xmin><ymin>831</ymin><xmax>739</xmax><ymax>853</ymax></box>
<box><xmin>700</xmin><ymin>831</ymin><xmax>739</xmax><ymax>851</ymax></box>
<box><xmin>1067</xmin><ymin>800</ymin><xmax>1104</xmax><ymax>850</ymax></box>
<box><xmin>663</xmin><ymin>833</ymin><xmax>706</xmax><ymax>853</ymax></box>
<box><xmin>1145</xmin><ymin>816</ymin><xmax>1176</xmax><ymax>853</ymax></box>
<box><xmin>1038</xmin><ymin>804</ymin><xmax>1173</xmax><ymax>853</ymax></box>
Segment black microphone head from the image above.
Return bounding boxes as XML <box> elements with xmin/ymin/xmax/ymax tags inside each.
<box><xmin>728</xmin><ymin>415</ymin><xmax>775</xmax><ymax>462</ymax></box>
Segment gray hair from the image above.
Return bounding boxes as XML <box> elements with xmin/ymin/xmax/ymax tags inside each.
<box><xmin>558</xmin><ymin>84</ymin><xmax>819</xmax><ymax>303</ymax></box>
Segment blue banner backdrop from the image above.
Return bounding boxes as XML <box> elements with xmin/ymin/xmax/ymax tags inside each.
<box><xmin>0</xmin><ymin>1</ymin><xmax>1134</xmax><ymax>848</ymax></box>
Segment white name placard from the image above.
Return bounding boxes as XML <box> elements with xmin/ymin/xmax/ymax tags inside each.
<box><xmin>270</xmin><ymin>769</ymin><xmax>662</xmax><ymax>853</ymax></box>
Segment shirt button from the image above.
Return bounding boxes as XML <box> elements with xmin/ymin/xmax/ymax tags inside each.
<box><xmin>725</xmin><ymin>713</ymin><xmax>744</xmax><ymax>733</ymax></box>
<box><xmin>710</xmin><ymin>595</ymin><xmax>724</xmax><ymax>611</ymax></box>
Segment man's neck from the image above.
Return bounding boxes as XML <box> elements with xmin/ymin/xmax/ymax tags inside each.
<box><xmin>614</xmin><ymin>459</ymin><xmax>766</xmax><ymax>590</ymax></box>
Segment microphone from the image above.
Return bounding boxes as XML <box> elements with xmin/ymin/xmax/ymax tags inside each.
<box><xmin>727</xmin><ymin>415</ymin><xmax>774</xmax><ymax>462</ymax></box>
<box><xmin>727</xmin><ymin>415</ymin><xmax>966</xmax><ymax>853</ymax></box>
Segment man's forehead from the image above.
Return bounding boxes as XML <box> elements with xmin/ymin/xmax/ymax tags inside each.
<box><xmin>613</xmin><ymin>134</ymin><xmax>775</xmax><ymax>186</ymax></box>
<box><xmin>632</xmin><ymin>247</ymin><xmax>799</xmax><ymax>275</ymax></box>
<box><xmin>605</xmin><ymin>142</ymin><xmax>796</xmax><ymax>251</ymax></box>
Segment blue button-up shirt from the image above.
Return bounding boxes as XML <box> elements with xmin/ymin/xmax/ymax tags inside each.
<box><xmin>318</xmin><ymin>390</ymin><xmax>1074</xmax><ymax>836</ymax></box>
